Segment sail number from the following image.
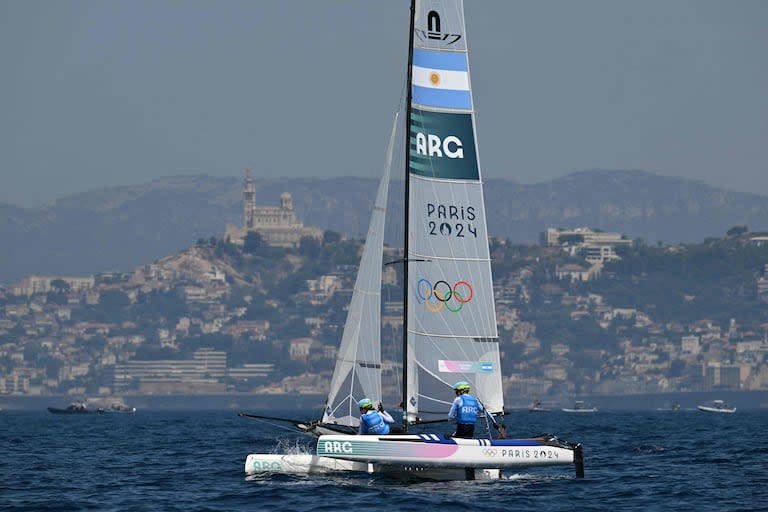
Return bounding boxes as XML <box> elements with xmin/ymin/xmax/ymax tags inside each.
<box><xmin>426</xmin><ymin>203</ymin><xmax>478</xmax><ymax>238</ymax></box>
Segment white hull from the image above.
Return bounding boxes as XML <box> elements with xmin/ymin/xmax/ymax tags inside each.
<box><xmin>245</xmin><ymin>433</ymin><xmax>582</xmax><ymax>480</ymax></box>
<box><xmin>698</xmin><ymin>400</ymin><xmax>736</xmax><ymax>413</ymax></box>
<box><xmin>561</xmin><ymin>408</ymin><xmax>597</xmax><ymax>413</ymax></box>
<box><xmin>316</xmin><ymin>434</ymin><xmax>578</xmax><ymax>470</ymax></box>
<box><xmin>697</xmin><ymin>405</ymin><xmax>736</xmax><ymax>413</ymax></box>
<box><xmin>245</xmin><ymin>453</ymin><xmax>368</xmax><ymax>475</ymax></box>
<box><xmin>244</xmin><ymin>453</ymin><xmax>500</xmax><ymax>480</ymax></box>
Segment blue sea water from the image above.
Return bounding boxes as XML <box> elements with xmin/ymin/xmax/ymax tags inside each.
<box><xmin>1</xmin><ymin>408</ymin><xmax>766</xmax><ymax>512</ymax></box>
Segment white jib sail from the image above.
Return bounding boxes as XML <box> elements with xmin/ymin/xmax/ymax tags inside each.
<box><xmin>322</xmin><ymin>114</ymin><xmax>398</xmax><ymax>427</ymax></box>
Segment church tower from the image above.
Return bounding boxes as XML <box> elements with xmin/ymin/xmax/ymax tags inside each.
<box><xmin>243</xmin><ymin>167</ymin><xmax>256</xmax><ymax>229</ymax></box>
<box><xmin>224</xmin><ymin>166</ymin><xmax>322</xmax><ymax>248</ymax></box>
<box><xmin>280</xmin><ymin>192</ymin><xmax>293</xmax><ymax>211</ymax></box>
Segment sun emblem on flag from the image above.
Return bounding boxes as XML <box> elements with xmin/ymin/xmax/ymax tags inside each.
<box><xmin>430</xmin><ymin>72</ymin><xmax>440</xmax><ymax>86</ymax></box>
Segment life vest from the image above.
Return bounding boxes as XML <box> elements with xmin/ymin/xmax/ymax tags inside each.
<box><xmin>360</xmin><ymin>411</ymin><xmax>390</xmax><ymax>434</ymax></box>
<box><xmin>455</xmin><ymin>395</ymin><xmax>479</xmax><ymax>425</ymax></box>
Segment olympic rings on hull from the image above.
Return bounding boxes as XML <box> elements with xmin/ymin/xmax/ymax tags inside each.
<box><xmin>416</xmin><ymin>279</ymin><xmax>474</xmax><ymax>313</ymax></box>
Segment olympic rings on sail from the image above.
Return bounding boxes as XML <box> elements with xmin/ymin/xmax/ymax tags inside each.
<box><xmin>416</xmin><ymin>279</ymin><xmax>473</xmax><ymax>313</ymax></box>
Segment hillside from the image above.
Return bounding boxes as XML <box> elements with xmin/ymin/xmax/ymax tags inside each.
<box><xmin>3</xmin><ymin>169</ymin><xmax>768</xmax><ymax>284</ymax></box>
<box><xmin>3</xmin><ymin>229</ymin><xmax>767</xmax><ymax>401</ymax></box>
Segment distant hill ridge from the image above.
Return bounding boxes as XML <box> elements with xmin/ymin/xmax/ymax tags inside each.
<box><xmin>2</xmin><ymin>169</ymin><xmax>768</xmax><ymax>285</ymax></box>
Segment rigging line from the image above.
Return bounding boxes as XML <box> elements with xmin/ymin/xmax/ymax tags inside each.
<box><xmin>480</xmin><ymin>413</ymin><xmax>494</xmax><ymax>439</ymax></box>
<box><xmin>414</xmin><ymin>394</ymin><xmax>453</xmax><ymax>407</ymax></box>
<box><xmin>476</xmin><ymin>397</ymin><xmax>505</xmax><ymax>419</ymax></box>
<box><xmin>476</xmin><ymin>397</ymin><xmax>506</xmax><ymax>439</ymax></box>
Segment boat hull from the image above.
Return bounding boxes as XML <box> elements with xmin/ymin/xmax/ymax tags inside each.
<box><xmin>245</xmin><ymin>454</ymin><xmax>368</xmax><ymax>475</ymax></box>
<box><xmin>316</xmin><ymin>434</ymin><xmax>577</xmax><ymax>470</ymax></box>
<box><xmin>243</xmin><ymin>453</ymin><xmax>501</xmax><ymax>480</ymax></box>
<box><xmin>47</xmin><ymin>407</ymin><xmax>94</xmax><ymax>414</ymax></box>
<box><xmin>697</xmin><ymin>405</ymin><xmax>736</xmax><ymax>413</ymax></box>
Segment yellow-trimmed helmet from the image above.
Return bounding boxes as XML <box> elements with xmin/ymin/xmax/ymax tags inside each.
<box><xmin>453</xmin><ymin>381</ymin><xmax>470</xmax><ymax>392</ymax></box>
<box><xmin>358</xmin><ymin>398</ymin><xmax>374</xmax><ymax>410</ymax></box>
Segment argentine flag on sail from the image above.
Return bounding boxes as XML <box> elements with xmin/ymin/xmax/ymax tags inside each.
<box><xmin>411</xmin><ymin>48</ymin><xmax>471</xmax><ymax>110</ymax></box>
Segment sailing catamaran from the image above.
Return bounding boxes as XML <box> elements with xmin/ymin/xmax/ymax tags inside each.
<box><xmin>243</xmin><ymin>0</ymin><xmax>583</xmax><ymax>480</ymax></box>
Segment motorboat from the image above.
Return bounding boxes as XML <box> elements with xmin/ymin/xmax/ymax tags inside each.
<box><xmin>697</xmin><ymin>400</ymin><xmax>736</xmax><ymax>413</ymax></box>
<box><xmin>98</xmin><ymin>403</ymin><xmax>137</xmax><ymax>413</ymax></box>
<box><xmin>562</xmin><ymin>401</ymin><xmax>598</xmax><ymax>413</ymax></box>
<box><xmin>47</xmin><ymin>402</ymin><xmax>95</xmax><ymax>414</ymax></box>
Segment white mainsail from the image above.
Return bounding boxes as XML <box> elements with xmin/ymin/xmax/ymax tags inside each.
<box><xmin>321</xmin><ymin>114</ymin><xmax>398</xmax><ymax>428</ymax></box>
<box><xmin>405</xmin><ymin>0</ymin><xmax>503</xmax><ymax>423</ymax></box>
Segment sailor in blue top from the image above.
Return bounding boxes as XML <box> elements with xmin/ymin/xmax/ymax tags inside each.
<box><xmin>358</xmin><ymin>398</ymin><xmax>394</xmax><ymax>435</ymax></box>
<box><xmin>448</xmin><ymin>381</ymin><xmax>482</xmax><ymax>438</ymax></box>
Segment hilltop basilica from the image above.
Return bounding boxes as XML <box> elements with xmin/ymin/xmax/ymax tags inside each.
<box><xmin>224</xmin><ymin>168</ymin><xmax>322</xmax><ymax>248</ymax></box>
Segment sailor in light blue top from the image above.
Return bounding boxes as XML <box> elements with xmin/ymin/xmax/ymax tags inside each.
<box><xmin>358</xmin><ymin>398</ymin><xmax>395</xmax><ymax>435</ymax></box>
<box><xmin>448</xmin><ymin>381</ymin><xmax>483</xmax><ymax>438</ymax></box>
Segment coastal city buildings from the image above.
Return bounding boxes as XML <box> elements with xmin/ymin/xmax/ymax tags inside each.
<box><xmin>3</xmin><ymin>241</ymin><xmax>767</xmax><ymax>402</ymax></box>
<box><xmin>2</xmin><ymin>179</ymin><xmax>767</xmax><ymax>406</ymax></box>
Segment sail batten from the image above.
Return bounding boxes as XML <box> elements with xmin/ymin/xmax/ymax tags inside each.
<box><xmin>407</xmin><ymin>330</ymin><xmax>499</xmax><ymax>341</ymax></box>
<box><xmin>409</xmin><ymin>174</ymin><xmax>486</xmax><ymax>184</ymax></box>
<box><xmin>408</xmin><ymin>253</ymin><xmax>491</xmax><ymax>263</ymax></box>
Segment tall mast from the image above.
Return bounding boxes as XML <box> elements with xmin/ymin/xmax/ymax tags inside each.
<box><xmin>401</xmin><ymin>0</ymin><xmax>416</xmax><ymax>433</ymax></box>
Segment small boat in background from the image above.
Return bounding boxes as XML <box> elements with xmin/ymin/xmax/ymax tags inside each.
<box><xmin>48</xmin><ymin>399</ymin><xmax>136</xmax><ymax>414</ymax></box>
<box><xmin>99</xmin><ymin>403</ymin><xmax>137</xmax><ymax>414</ymax></box>
<box><xmin>656</xmin><ymin>401</ymin><xmax>681</xmax><ymax>411</ymax></box>
<box><xmin>529</xmin><ymin>400</ymin><xmax>549</xmax><ymax>412</ymax></box>
<box><xmin>47</xmin><ymin>402</ymin><xmax>95</xmax><ymax>414</ymax></box>
<box><xmin>697</xmin><ymin>400</ymin><xmax>736</xmax><ymax>413</ymax></box>
<box><xmin>562</xmin><ymin>401</ymin><xmax>597</xmax><ymax>413</ymax></box>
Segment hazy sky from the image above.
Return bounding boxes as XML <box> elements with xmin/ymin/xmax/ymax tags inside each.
<box><xmin>1</xmin><ymin>0</ymin><xmax>766</xmax><ymax>207</ymax></box>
